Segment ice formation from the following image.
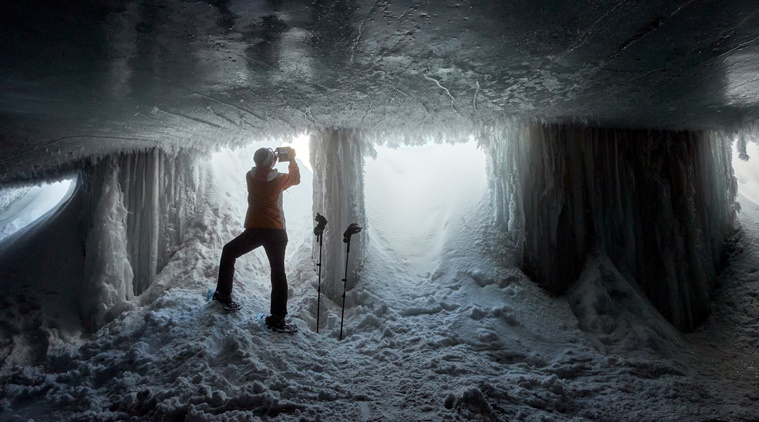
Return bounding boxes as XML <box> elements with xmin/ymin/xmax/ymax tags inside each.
<box><xmin>114</xmin><ymin>149</ymin><xmax>202</xmax><ymax>295</ymax></box>
<box><xmin>483</xmin><ymin>123</ymin><xmax>738</xmax><ymax>331</ymax></box>
<box><xmin>0</xmin><ymin>148</ymin><xmax>202</xmax><ymax>331</ymax></box>
<box><xmin>77</xmin><ymin>149</ymin><xmax>201</xmax><ymax>327</ymax></box>
<box><xmin>83</xmin><ymin>157</ymin><xmax>135</xmax><ymax>328</ymax></box>
<box><xmin>310</xmin><ymin>129</ymin><xmax>369</xmax><ymax>300</ymax></box>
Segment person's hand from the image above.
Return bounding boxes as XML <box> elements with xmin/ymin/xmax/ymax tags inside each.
<box><xmin>288</xmin><ymin>147</ymin><xmax>296</xmax><ymax>161</ymax></box>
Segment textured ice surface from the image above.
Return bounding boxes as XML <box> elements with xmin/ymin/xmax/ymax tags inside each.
<box><xmin>82</xmin><ymin>157</ymin><xmax>134</xmax><ymax>329</ymax></box>
<box><xmin>4</xmin><ymin>1</ymin><xmax>759</xmax><ymax>188</ymax></box>
<box><xmin>310</xmin><ymin>129</ymin><xmax>369</xmax><ymax>300</ymax></box>
<box><xmin>115</xmin><ymin>149</ymin><xmax>202</xmax><ymax>295</ymax></box>
<box><xmin>484</xmin><ymin>124</ymin><xmax>738</xmax><ymax>331</ymax></box>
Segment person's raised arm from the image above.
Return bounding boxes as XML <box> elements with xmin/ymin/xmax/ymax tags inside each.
<box><xmin>283</xmin><ymin>147</ymin><xmax>300</xmax><ymax>188</ymax></box>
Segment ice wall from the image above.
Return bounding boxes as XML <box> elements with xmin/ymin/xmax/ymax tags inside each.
<box><xmin>82</xmin><ymin>157</ymin><xmax>134</xmax><ymax>328</ymax></box>
<box><xmin>310</xmin><ymin>129</ymin><xmax>369</xmax><ymax>300</ymax></box>
<box><xmin>483</xmin><ymin>124</ymin><xmax>738</xmax><ymax>332</ymax></box>
<box><xmin>82</xmin><ymin>148</ymin><xmax>201</xmax><ymax>327</ymax></box>
<box><xmin>116</xmin><ymin>149</ymin><xmax>201</xmax><ymax>295</ymax></box>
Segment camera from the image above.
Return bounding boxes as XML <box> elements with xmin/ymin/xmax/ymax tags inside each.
<box><xmin>275</xmin><ymin>147</ymin><xmax>290</xmax><ymax>162</ymax></box>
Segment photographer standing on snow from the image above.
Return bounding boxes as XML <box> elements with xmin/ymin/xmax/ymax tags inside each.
<box><xmin>211</xmin><ymin>146</ymin><xmax>300</xmax><ymax>331</ymax></box>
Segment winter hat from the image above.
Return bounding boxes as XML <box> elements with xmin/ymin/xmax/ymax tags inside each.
<box><xmin>254</xmin><ymin>148</ymin><xmax>274</xmax><ymax>167</ymax></box>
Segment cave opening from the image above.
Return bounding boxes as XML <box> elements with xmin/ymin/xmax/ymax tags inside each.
<box><xmin>364</xmin><ymin>139</ymin><xmax>489</xmax><ymax>280</ymax></box>
<box><xmin>0</xmin><ymin>178</ymin><xmax>76</xmax><ymax>243</ymax></box>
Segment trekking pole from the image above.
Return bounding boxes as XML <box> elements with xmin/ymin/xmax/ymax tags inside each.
<box><xmin>313</xmin><ymin>213</ymin><xmax>327</xmax><ymax>333</ymax></box>
<box><xmin>340</xmin><ymin>223</ymin><xmax>362</xmax><ymax>340</ymax></box>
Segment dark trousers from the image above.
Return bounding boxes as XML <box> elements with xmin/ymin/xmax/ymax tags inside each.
<box><xmin>216</xmin><ymin>228</ymin><xmax>289</xmax><ymax>318</ymax></box>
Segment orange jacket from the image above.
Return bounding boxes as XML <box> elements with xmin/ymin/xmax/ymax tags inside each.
<box><xmin>244</xmin><ymin>161</ymin><xmax>300</xmax><ymax>229</ymax></box>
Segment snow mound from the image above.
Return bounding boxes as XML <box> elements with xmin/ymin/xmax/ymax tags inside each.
<box><xmin>567</xmin><ymin>251</ymin><xmax>685</xmax><ymax>355</ymax></box>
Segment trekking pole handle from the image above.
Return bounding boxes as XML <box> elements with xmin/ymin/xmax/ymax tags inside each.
<box><xmin>343</xmin><ymin>223</ymin><xmax>362</xmax><ymax>244</ymax></box>
<box><xmin>314</xmin><ymin>213</ymin><xmax>327</xmax><ymax>237</ymax></box>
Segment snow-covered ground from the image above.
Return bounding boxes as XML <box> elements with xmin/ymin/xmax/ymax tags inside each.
<box><xmin>1</xmin><ymin>142</ymin><xmax>758</xmax><ymax>421</ymax></box>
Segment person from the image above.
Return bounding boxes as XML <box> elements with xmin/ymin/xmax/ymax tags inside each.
<box><xmin>212</xmin><ymin>146</ymin><xmax>300</xmax><ymax>330</ymax></box>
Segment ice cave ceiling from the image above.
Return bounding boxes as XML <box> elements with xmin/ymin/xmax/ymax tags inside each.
<box><xmin>1</xmin><ymin>0</ymin><xmax>759</xmax><ymax>183</ymax></box>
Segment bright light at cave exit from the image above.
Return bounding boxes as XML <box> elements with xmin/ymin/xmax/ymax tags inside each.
<box><xmin>288</xmin><ymin>133</ymin><xmax>312</xmax><ymax>172</ymax></box>
<box><xmin>0</xmin><ymin>178</ymin><xmax>75</xmax><ymax>242</ymax></box>
<box><xmin>365</xmin><ymin>137</ymin><xmax>488</xmax><ymax>276</ymax></box>
<box><xmin>733</xmin><ymin>140</ymin><xmax>759</xmax><ymax>205</ymax></box>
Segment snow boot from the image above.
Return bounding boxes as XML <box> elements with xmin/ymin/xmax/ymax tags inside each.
<box><xmin>210</xmin><ymin>290</ymin><xmax>241</xmax><ymax>312</ymax></box>
<box><xmin>265</xmin><ymin>315</ymin><xmax>286</xmax><ymax>329</ymax></box>
<box><xmin>264</xmin><ymin>315</ymin><xmax>297</xmax><ymax>333</ymax></box>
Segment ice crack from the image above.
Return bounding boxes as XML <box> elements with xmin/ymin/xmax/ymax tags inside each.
<box><xmin>423</xmin><ymin>73</ymin><xmax>455</xmax><ymax>105</ymax></box>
